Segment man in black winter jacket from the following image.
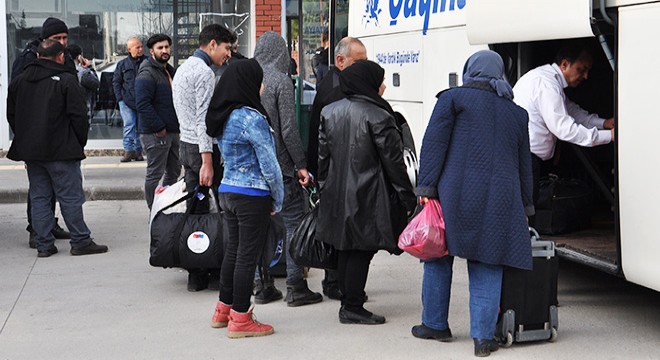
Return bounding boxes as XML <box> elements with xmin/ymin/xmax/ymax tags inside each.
<box><xmin>7</xmin><ymin>39</ymin><xmax>108</xmax><ymax>258</ymax></box>
<box><xmin>10</xmin><ymin>17</ymin><xmax>75</xmax><ymax>248</ymax></box>
<box><xmin>135</xmin><ymin>34</ymin><xmax>181</xmax><ymax>209</ymax></box>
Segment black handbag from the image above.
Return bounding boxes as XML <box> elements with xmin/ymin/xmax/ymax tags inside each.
<box><xmin>149</xmin><ymin>188</ymin><xmax>224</xmax><ymax>269</ymax></box>
<box><xmin>289</xmin><ymin>185</ymin><xmax>337</xmax><ymax>270</ymax></box>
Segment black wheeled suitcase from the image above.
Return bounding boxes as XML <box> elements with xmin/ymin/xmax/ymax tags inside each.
<box><xmin>496</xmin><ymin>228</ymin><xmax>559</xmax><ymax>347</ymax></box>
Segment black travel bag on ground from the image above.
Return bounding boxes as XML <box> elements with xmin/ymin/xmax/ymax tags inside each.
<box><xmin>535</xmin><ymin>174</ymin><xmax>592</xmax><ymax>235</ymax></box>
<box><xmin>496</xmin><ymin>228</ymin><xmax>559</xmax><ymax>347</ymax></box>
<box><xmin>149</xmin><ymin>189</ymin><xmax>224</xmax><ymax>269</ymax></box>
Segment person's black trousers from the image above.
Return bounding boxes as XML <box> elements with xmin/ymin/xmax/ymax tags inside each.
<box><xmin>218</xmin><ymin>192</ymin><xmax>272</xmax><ymax>313</ymax></box>
<box><xmin>337</xmin><ymin>249</ymin><xmax>376</xmax><ymax>311</ymax></box>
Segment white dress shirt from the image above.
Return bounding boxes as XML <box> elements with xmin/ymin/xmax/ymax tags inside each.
<box><xmin>513</xmin><ymin>63</ymin><xmax>612</xmax><ymax>161</ymax></box>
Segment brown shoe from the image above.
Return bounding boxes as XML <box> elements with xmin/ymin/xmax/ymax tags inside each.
<box><xmin>133</xmin><ymin>152</ymin><xmax>144</xmax><ymax>161</ymax></box>
<box><xmin>120</xmin><ymin>151</ymin><xmax>134</xmax><ymax>163</ymax></box>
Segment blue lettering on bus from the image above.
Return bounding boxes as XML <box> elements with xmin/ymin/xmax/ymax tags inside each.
<box><xmin>387</xmin><ymin>0</ymin><xmax>466</xmax><ymax>35</ymax></box>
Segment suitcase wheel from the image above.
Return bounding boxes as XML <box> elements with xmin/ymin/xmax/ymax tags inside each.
<box><xmin>549</xmin><ymin>327</ymin><xmax>558</xmax><ymax>342</ymax></box>
<box><xmin>502</xmin><ymin>332</ymin><xmax>514</xmax><ymax>348</ymax></box>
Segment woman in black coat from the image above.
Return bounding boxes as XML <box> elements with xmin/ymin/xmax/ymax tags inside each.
<box><xmin>317</xmin><ymin>60</ymin><xmax>417</xmax><ymax>325</ymax></box>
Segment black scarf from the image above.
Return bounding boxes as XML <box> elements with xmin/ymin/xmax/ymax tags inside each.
<box><xmin>206</xmin><ymin>58</ymin><xmax>269</xmax><ymax>138</ymax></box>
<box><xmin>339</xmin><ymin>60</ymin><xmax>394</xmax><ymax>116</ymax></box>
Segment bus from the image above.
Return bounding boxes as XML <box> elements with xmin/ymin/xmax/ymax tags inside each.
<box><xmin>346</xmin><ymin>0</ymin><xmax>660</xmax><ymax>292</ymax></box>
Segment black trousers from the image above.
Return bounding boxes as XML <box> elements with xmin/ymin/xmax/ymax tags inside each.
<box><xmin>337</xmin><ymin>249</ymin><xmax>376</xmax><ymax>311</ymax></box>
<box><xmin>218</xmin><ymin>192</ymin><xmax>272</xmax><ymax>312</ymax></box>
<box><xmin>530</xmin><ymin>153</ymin><xmax>553</xmax><ymax>227</ymax></box>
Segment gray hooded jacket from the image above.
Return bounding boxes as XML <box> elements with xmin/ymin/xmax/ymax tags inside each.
<box><xmin>254</xmin><ymin>32</ymin><xmax>306</xmax><ymax>179</ymax></box>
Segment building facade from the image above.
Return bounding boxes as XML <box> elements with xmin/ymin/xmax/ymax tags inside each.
<box><xmin>0</xmin><ymin>0</ymin><xmax>285</xmax><ymax>151</ymax></box>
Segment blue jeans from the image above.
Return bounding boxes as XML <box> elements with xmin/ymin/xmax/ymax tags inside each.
<box><xmin>281</xmin><ymin>177</ymin><xmax>306</xmax><ymax>285</ymax></box>
<box><xmin>119</xmin><ymin>101</ymin><xmax>142</xmax><ymax>152</ymax></box>
<box><xmin>421</xmin><ymin>256</ymin><xmax>503</xmax><ymax>340</ymax></box>
<box><xmin>26</xmin><ymin>161</ymin><xmax>92</xmax><ymax>251</ymax></box>
<box><xmin>140</xmin><ymin>133</ymin><xmax>181</xmax><ymax>209</ymax></box>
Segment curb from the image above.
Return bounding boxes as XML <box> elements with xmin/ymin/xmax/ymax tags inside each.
<box><xmin>0</xmin><ymin>187</ymin><xmax>144</xmax><ymax>204</ymax></box>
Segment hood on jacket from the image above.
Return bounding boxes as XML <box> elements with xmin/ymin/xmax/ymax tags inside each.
<box><xmin>22</xmin><ymin>58</ymin><xmax>75</xmax><ymax>82</ymax></box>
<box><xmin>253</xmin><ymin>32</ymin><xmax>289</xmax><ymax>74</ymax></box>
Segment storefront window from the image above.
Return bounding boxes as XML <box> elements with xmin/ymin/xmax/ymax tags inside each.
<box><xmin>5</xmin><ymin>0</ymin><xmax>252</xmax><ymax>143</ymax></box>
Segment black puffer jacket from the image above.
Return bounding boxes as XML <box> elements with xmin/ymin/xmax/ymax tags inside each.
<box><xmin>317</xmin><ymin>95</ymin><xmax>417</xmax><ymax>253</ymax></box>
<box><xmin>7</xmin><ymin>59</ymin><xmax>88</xmax><ymax>161</ymax></box>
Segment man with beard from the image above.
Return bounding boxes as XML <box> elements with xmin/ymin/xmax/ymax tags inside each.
<box><xmin>135</xmin><ymin>34</ymin><xmax>181</xmax><ymax>209</ymax></box>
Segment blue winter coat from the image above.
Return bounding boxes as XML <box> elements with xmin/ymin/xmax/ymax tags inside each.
<box><xmin>416</xmin><ymin>84</ymin><xmax>534</xmax><ymax>270</ymax></box>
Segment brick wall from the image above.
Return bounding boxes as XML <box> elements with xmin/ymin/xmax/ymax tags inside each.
<box><xmin>255</xmin><ymin>0</ymin><xmax>282</xmax><ymax>37</ymax></box>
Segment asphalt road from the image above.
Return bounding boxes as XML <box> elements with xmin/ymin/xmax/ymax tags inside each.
<box><xmin>0</xmin><ymin>200</ymin><xmax>659</xmax><ymax>359</ymax></box>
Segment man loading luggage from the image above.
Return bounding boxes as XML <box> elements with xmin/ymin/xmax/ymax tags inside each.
<box><xmin>512</xmin><ymin>41</ymin><xmax>615</xmax><ymax>225</ymax></box>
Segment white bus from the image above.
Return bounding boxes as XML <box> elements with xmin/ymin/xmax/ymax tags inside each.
<box><xmin>347</xmin><ymin>0</ymin><xmax>660</xmax><ymax>292</ymax></box>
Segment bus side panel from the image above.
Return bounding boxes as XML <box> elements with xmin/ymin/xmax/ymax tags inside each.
<box><xmin>371</xmin><ymin>34</ymin><xmax>424</xmax><ymax>103</ymax></box>
<box><xmin>421</xmin><ymin>27</ymin><xmax>486</xmax><ymax>140</ymax></box>
<box><xmin>617</xmin><ymin>2</ymin><xmax>660</xmax><ymax>292</ymax></box>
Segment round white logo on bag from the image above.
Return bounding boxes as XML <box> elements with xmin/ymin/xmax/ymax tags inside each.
<box><xmin>187</xmin><ymin>232</ymin><xmax>210</xmax><ymax>254</ymax></box>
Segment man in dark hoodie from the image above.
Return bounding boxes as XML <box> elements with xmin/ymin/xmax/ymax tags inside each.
<box><xmin>308</xmin><ymin>36</ymin><xmax>367</xmax><ymax>300</ymax></box>
<box><xmin>7</xmin><ymin>39</ymin><xmax>109</xmax><ymax>258</ymax></box>
<box><xmin>135</xmin><ymin>34</ymin><xmax>180</xmax><ymax>210</ymax></box>
<box><xmin>253</xmin><ymin>31</ymin><xmax>323</xmax><ymax>307</ymax></box>
<box><xmin>10</xmin><ymin>17</ymin><xmax>75</xmax><ymax>249</ymax></box>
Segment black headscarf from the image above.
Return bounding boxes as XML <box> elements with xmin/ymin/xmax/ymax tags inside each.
<box><xmin>339</xmin><ymin>60</ymin><xmax>394</xmax><ymax>115</ymax></box>
<box><xmin>205</xmin><ymin>58</ymin><xmax>269</xmax><ymax>138</ymax></box>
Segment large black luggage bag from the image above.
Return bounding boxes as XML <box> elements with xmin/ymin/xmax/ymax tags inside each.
<box><xmin>535</xmin><ymin>175</ymin><xmax>592</xmax><ymax>235</ymax></box>
<box><xmin>496</xmin><ymin>228</ymin><xmax>559</xmax><ymax>347</ymax></box>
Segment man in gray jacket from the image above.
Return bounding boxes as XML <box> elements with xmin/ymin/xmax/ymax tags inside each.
<box><xmin>253</xmin><ymin>31</ymin><xmax>323</xmax><ymax>307</ymax></box>
<box><xmin>172</xmin><ymin>24</ymin><xmax>235</xmax><ymax>291</ymax></box>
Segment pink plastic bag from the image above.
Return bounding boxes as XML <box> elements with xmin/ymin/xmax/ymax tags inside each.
<box><xmin>398</xmin><ymin>199</ymin><xmax>448</xmax><ymax>260</ymax></box>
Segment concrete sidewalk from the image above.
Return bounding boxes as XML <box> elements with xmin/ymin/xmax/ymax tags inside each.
<box><xmin>0</xmin><ymin>156</ymin><xmax>145</xmax><ymax>204</ymax></box>
<box><xmin>1</xmin><ymin>200</ymin><xmax>660</xmax><ymax>359</ymax></box>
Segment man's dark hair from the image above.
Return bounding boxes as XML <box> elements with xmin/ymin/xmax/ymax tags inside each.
<box><xmin>199</xmin><ymin>24</ymin><xmax>236</xmax><ymax>47</ymax></box>
<box><xmin>66</xmin><ymin>44</ymin><xmax>83</xmax><ymax>59</ymax></box>
<box><xmin>554</xmin><ymin>41</ymin><xmax>592</xmax><ymax>65</ymax></box>
<box><xmin>146</xmin><ymin>34</ymin><xmax>172</xmax><ymax>49</ymax></box>
<box><xmin>37</xmin><ymin>39</ymin><xmax>65</xmax><ymax>59</ymax></box>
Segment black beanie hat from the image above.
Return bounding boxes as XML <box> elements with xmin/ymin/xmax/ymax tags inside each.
<box><xmin>41</xmin><ymin>17</ymin><xmax>68</xmax><ymax>40</ymax></box>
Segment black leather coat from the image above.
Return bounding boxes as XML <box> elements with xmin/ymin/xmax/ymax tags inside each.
<box><xmin>317</xmin><ymin>95</ymin><xmax>417</xmax><ymax>253</ymax></box>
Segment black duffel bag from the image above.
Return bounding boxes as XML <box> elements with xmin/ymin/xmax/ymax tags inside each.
<box><xmin>289</xmin><ymin>199</ymin><xmax>337</xmax><ymax>270</ymax></box>
<box><xmin>535</xmin><ymin>175</ymin><xmax>592</xmax><ymax>235</ymax></box>
<box><xmin>150</xmin><ymin>188</ymin><xmax>224</xmax><ymax>269</ymax></box>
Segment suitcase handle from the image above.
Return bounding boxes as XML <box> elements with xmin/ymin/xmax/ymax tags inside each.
<box><xmin>529</xmin><ymin>227</ymin><xmax>541</xmax><ymax>241</ymax></box>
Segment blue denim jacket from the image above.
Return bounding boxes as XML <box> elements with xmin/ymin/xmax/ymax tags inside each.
<box><xmin>217</xmin><ymin>107</ymin><xmax>284</xmax><ymax>212</ymax></box>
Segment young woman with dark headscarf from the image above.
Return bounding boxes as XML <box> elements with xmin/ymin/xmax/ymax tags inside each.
<box><xmin>413</xmin><ymin>50</ymin><xmax>534</xmax><ymax>357</ymax></box>
<box><xmin>317</xmin><ymin>60</ymin><xmax>417</xmax><ymax>325</ymax></box>
<box><xmin>205</xmin><ymin>58</ymin><xmax>283</xmax><ymax>338</ymax></box>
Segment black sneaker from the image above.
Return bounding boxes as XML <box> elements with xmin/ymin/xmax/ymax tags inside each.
<box><xmin>70</xmin><ymin>240</ymin><xmax>108</xmax><ymax>256</ymax></box>
<box><xmin>338</xmin><ymin>306</ymin><xmax>385</xmax><ymax>325</ymax></box>
<box><xmin>254</xmin><ymin>284</ymin><xmax>283</xmax><ymax>304</ymax></box>
<box><xmin>322</xmin><ymin>280</ymin><xmax>342</xmax><ymax>300</ymax></box>
<box><xmin>38</xmin><ymin>246</ymin><xmax>58</xmax><ymax>258</ymax></box>
<box><xmin>52</xmin><ymin>219</ymin><xmax>71</xmax><ymax>239</ymax></box>
<box><xmin>474</xmin><ymin>339</ymin><xmax>499</xmax><ymax>357</ymax></box>
<box><xmin>187</xmin><ymin>272</ymin><xmax>209</xmax><ymax>292</ymax></box>
<box><xmin>286</xmin><ymin>280</ymin><xmax>323</xmax><ymax>307</ymax></box>
<box><xmin>411</xmin><ymin>324</ymin><xmax>453</xmax><ymax>342</ymax></box>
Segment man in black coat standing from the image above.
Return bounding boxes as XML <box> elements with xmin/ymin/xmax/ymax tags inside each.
<box><xmin>10</xmin><ymin>17</ymin><xmax>76</xmax><ymax>248</ymax></box>
<box><xmin>7</xmin><ymin>39</ymin><xmax>109</xmax><ymax>258</ymax></box>
<box><xmin>308</xmin><ymin>36</ymin><xmax>367</xmax><ymax>300</ymax></box>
